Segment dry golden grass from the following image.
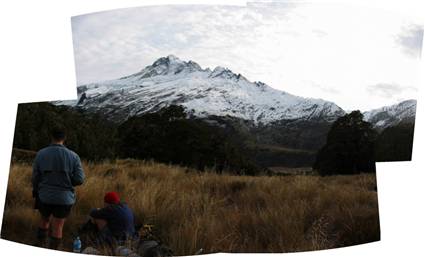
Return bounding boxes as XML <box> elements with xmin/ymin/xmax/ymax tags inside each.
<box><xmin>1</xmin><ymin>159</ymin><xmax>380</xmax><ymax>255</ymax></box>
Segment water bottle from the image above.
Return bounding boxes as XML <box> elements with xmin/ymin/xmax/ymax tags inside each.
<box><xmin>73</xmin><ymin>236</ymin><xmax>82</xmax><ymax>253</ymax></box>
<box><xmin>115</xmin><ymin>246</ymin><xmax>132</xmax><ymax>256</ymax></box>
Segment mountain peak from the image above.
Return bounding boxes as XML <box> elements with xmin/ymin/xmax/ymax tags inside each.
<box><xmin>68</xmin><ymin>55</ymin><xmax>347</xmax><ymax>125</ymax></box>
<box><xmin>363</xmin><ymin>99</ymin><xmax>417</xmax><ymax>129</ymax></box>
<box><xmin>166</xmin><ymin>54</ymin><xmax>179</xmax><ymax>61</ymax></box>
<box><xmin>122</xmin><ymin>55</ymin><xmax>204</xmax><ymax>80</ymax></box>
<box><xmin>210</xmin><ymin>66</ymin><xmax>247</xmax><ymax>81</ymax></box>
<box><xmin>152</xmin><ymin>54</ymin><xmax>183</xmax><ymax>67</ymax></box>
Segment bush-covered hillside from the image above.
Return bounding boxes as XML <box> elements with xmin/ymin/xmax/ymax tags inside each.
<box><xmin>13</xmin><ymin>102</ymin><xmax>117</xmax><ymax>160</ymax></box>
<box><xmin>374</xmin><ymin>123</ymin><xmax>415</xmax><ymax>161</ymax></box>
<box><xmin>12</xmin><ymin>102</ymin><xmax>415</xmax><ymax>175</ymax></box>
<box><xmin>12</xmin><ymin>102</ymin><xmax>260</xmax><ymax>175</ymax></box>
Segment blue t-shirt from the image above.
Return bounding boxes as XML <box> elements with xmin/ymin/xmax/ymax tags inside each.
<box><xmin>90</xmin><ymin>203</ymin><xmax>136</xmax><ymax>238</ymax></box>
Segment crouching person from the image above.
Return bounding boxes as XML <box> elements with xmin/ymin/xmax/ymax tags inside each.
<box><xmin>88</xmin><ymin>192</ymin><xmax>136</xmax><ymax>247</ymax></box>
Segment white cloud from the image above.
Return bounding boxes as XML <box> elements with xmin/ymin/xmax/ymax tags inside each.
<box><xmin>71</xmin><ymin>3</ymin><xmax>423</xmax><ymax>111</ymax></box>
<box><xmin>396</xmin><ymin>24</ymin><xmax>424</xmax><ymax>58</ymax></box>
<box><xmin>367</xmin><ymin>83</ymin><xmax>418</xmax><ymax>98</ymax></box>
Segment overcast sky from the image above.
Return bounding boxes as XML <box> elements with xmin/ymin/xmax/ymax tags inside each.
<box><xmin>71</xmin><ymin>2</ymin><xmax>423</xmax><ymax>111</ymax></box>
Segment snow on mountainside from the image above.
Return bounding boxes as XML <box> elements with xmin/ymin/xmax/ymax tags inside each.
<box><xmin>363</xmin><ymin>99</ymin><xmax>417</xmax><ymax>129</ymax></box>
<box><xmin>58</xmin><ymin>55</ymin><xmax>345</xmax><ymax>124</ymax></box>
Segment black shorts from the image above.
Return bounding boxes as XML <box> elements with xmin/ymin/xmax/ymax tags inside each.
<box><xmin>38</xmin><ymin>200</ymin><xmax>73</xmax><ymax>219</ymax></box>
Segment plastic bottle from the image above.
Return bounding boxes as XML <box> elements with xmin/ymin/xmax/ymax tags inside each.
<box><xmin>73</xmin><ymin>236</ymin><xmax>82</xmax><ymax>253</ymax></box>
<box><xmin>115</xmin><ymin>246</ymin><xmax>132</xmax><ymax>256</ymax></box>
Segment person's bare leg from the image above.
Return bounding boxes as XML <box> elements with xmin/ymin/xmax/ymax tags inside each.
<box><xmin>36</xmin><ymin>215</ymin><xmax>50</xmax><ymax>247</ymax></box>
<box><xmin>49</xmin><ymin>217</ymin><xmax>66</xmax><ymax>250</ymax></box>
<box><xmin>92</xmin><ymin>218</ymin><xmax>107</xmax><ymax>231</ymax></box>
<box><xmin>39</xmin><ymin>215</ymin><xmax>50</xmax><ymax>230</ymax></box>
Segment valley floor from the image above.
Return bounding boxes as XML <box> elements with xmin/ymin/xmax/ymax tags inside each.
<box><xmin>1</xmin><ymin>160</ymin><xmax>380</xmax><ymax>255</ymax></box>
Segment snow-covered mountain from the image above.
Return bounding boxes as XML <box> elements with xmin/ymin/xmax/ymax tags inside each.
<box><xmin>57</xmin><ymin>55</ymin><xmax>416</xmax><ymax>129</ymax></box>
<box><xmin>363</xmin><ymin>100</ymin><xmax>417</xmax><ymax>129</ymax></box>
<box><xmin>58</xmin><ymin>55</ymin><xmax>345</xmax><ymax>124</ymax></box>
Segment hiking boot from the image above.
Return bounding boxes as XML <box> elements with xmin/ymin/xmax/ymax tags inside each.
<box><xmin>36</xmin><ymin>227</ymin><xmax>49</xmax><ymax>248</ymax></box>
<box><xmin>48</xmin><ymin>236</ymin><xmax>62</xmax><ymax>250</ymax></box>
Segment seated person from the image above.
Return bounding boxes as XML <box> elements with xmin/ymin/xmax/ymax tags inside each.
<box><xmin>89</xmin><ymin>191</ymin><xmax>136</xmax><ymax>245</ymax></box>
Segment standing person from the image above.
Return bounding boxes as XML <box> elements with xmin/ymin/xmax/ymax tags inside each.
<box><xmin>32</xmin><ymin>126</ymin><xmax>85</xmax><ymax>249</ymax></box>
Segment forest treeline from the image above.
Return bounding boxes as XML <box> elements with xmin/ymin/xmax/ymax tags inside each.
<box><xmin>314</xmin><ymin>110</ymin><xmax>415</xmax><ymax>175</ymax></box>
<box><xmin>13</xmin><ymin>103</ymin><xmax>260</xmax><ymax>175</ymax></box>
<box><xmin>12</xmin><ymin>102</ymin><xmax>414</xmax><ymax>175</ymax></box>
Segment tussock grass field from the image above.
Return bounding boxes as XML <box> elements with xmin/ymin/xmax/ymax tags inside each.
<box><xmin>1</xmin><ymin>159</ymin><xmax>380</xmax><ymax>255</ymax></box>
